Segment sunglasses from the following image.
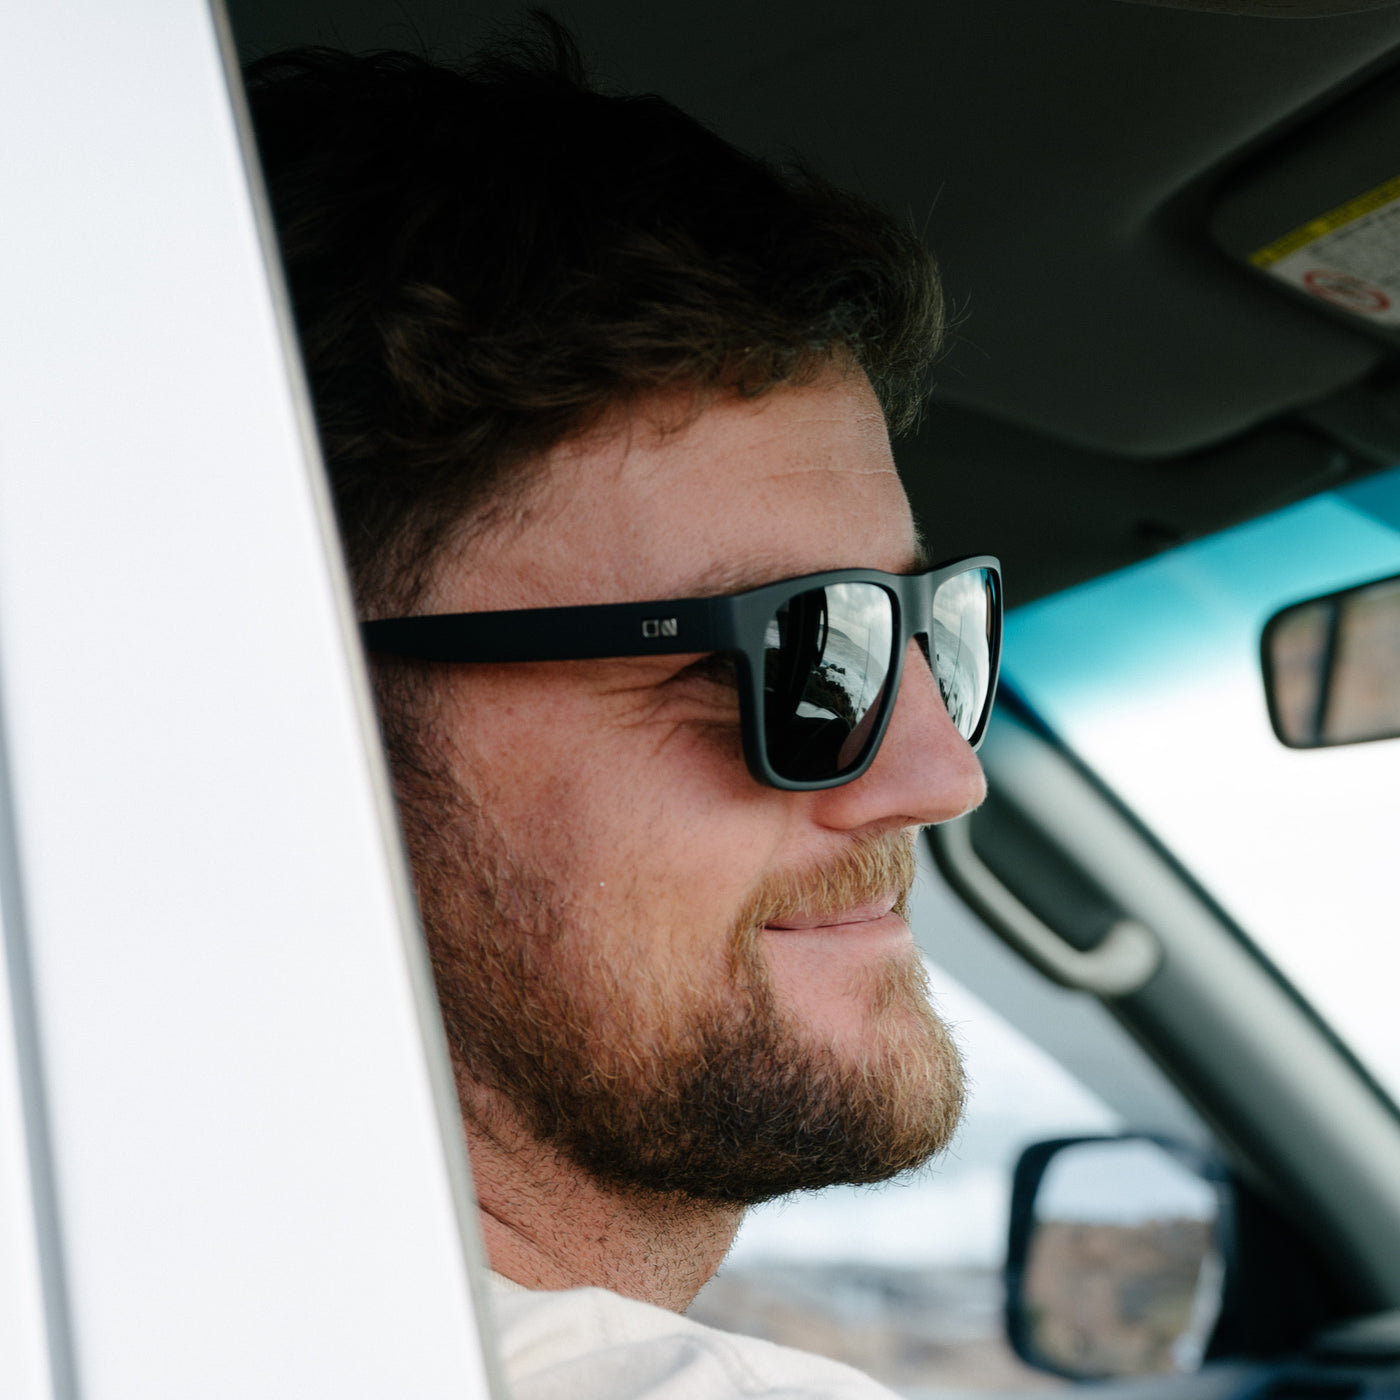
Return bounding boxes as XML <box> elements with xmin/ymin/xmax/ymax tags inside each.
<box><xmin>361</xmin><ymin>556</ymin><xmax>1001</xmax><ymax>791</ymax></box>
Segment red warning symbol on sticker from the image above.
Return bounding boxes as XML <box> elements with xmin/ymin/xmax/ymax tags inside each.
<box><xmin>1301</xmin><ymin>269</ymin><xmax>1391</xmax><ymax>315</ymax></box>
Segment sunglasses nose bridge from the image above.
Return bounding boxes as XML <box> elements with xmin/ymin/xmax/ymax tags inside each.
<box><xmin>901</xmin><ymin>575</ymin><xmax>935</xmax><ymax>666</ymax></box>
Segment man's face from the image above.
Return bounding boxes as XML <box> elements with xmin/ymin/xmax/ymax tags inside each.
<box><xmin>400</xmin><ymin>364</ymin><xmax>987</xmax><ymax>1203</ymax></box>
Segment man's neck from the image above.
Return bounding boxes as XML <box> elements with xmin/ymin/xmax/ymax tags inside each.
<box><xmin>463</xmin><ymin>1109</ymin><xmax>744</xmax><ymax>1312</ymax></box>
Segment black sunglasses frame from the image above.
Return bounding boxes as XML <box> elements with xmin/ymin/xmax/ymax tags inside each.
<box><xmin>361</xmin><ymin>555</ymin><xmax>1002</xmax><ymax>791</ymax></box>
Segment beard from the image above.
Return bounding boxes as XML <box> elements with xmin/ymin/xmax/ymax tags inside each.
<box><xmin>399</xmin><ymin>754</ymin><xmax>966</xmax><ymax>1207</ymax></box>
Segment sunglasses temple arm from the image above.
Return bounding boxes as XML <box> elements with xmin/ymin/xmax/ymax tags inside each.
<box><xmin>360</xmin><ymin>596</ymin><xmax>727</xmax><ymax>663</ymax></box>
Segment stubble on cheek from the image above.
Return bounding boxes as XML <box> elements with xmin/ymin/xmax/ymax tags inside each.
<box><xmin>401</xmin><ymin>736</ymin><xmax>965</xmax><ymax>1204</ymax></box>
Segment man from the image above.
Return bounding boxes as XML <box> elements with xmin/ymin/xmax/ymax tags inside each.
<box><xmin>248</xmin><ymin>25</ymin><xmax>997</xmax><ymax>1399</ymax></box>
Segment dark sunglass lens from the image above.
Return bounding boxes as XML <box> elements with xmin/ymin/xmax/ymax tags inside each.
<box><xmin>763</xmin><ymin>582</ymin><xmax>894</xmax><ymax>782</ymax></box>
<box><xmin>931</xmin><ymin>568</ymin><xmax>996</xmax><ymax>739</ymax></box>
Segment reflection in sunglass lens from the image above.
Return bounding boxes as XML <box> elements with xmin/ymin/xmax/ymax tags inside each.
<box><xmin>762</xmin><ymin>582</ymin><xmax>894</xmax><ymax>782</ymax></box>
<box><xmin>931</xmin><ymin>568</ymin><xmax>994</xmax><ymax>740</ymax></box>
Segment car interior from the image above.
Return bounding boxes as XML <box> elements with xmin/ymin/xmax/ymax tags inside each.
<box><xmin>228</xmin><ymin>0</ymin><xmax>1400</xmax><ymax>1386</ymax></box>
<box><xmin>6</xmin><ymin>1</ymin><xmax>1400</xmax><ymax>1396</ymax></box>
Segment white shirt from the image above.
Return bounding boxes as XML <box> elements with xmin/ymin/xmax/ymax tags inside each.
<box><xmin>488</xmin><ymin>1272</ymin><xmax>904</xmax><ymax>1400</ymax></box>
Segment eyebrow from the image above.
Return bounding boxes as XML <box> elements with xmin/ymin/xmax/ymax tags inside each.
<box><xmin>679</xmin><ymin>559</ymin><xmax>795</xmax><ymax>598</ymax></box>
<box><xmin>679</xmin><ymin>537</ymin><xmax>931</xmax><ymax>599</ymax></box>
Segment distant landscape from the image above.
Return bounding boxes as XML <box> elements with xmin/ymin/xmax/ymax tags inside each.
<box><xmin>688</xmin><ymin>1261</ymin><xmax>1064</xmax><ymax>1395</ymax></box>
<box><xmin>1023</xmin><ymin>1218</ymin><xmax>1216</xmax><ymax>1376</ymax></box>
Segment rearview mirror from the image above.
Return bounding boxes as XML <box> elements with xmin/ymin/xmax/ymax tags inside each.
<box><xmin>1005</xmin><ymin>1135</ymin><xmax>1229</xmax><ymax>1379</ymax></box>
<box><xmin>1262</xmin><ymin>571</ymin><xmax>1400</xmax><ymax>748</ymax></box>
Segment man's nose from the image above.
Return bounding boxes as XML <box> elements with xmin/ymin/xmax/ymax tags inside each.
<box><xmin>811</xmin><ymin>638</ymin><xmax>987</xmax><ymax>831</ymax></box>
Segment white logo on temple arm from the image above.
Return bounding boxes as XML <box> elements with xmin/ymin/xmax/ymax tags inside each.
<box><xmin>642</xmin><ymin>618</ymin><xmax>678</xmax><ymax>638</ymax></box>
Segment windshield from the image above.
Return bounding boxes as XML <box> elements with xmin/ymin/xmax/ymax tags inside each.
<box><xmin>1003</xmin><ymin>463</ymin><xmax>1400</xmax><ymax>1106</ymax></box>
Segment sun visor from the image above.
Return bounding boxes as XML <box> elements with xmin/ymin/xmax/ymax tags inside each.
<box><xmin>1213</xmin><ymin>73</ymin><xmax>1400</xmax><ymax>341</ymax></box>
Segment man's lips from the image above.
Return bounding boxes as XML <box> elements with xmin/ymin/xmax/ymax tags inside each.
<box><xmin>763</xmin><ymin>897</ymin><xmax>900</xmax><ymax>931</ymax></box>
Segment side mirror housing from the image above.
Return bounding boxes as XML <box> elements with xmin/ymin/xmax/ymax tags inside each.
<box><xmin>1262</xmin><ymin>571</ymin><xmax>1400</xmax><ymax>748</ymax></box>
<box><xmin>1005</xmin><ymin>1135</ymin><xmax>1230</xmax><ymax>1379</ymax></box>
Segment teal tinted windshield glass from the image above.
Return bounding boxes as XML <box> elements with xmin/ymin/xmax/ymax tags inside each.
<box><xmin>1003</xmin><ymin>464</ymin><xmax>1400</xmax><ymax>1103</ymax></box>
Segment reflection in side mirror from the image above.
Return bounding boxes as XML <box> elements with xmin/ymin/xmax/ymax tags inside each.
<box><xmin>1005</xmin><ymin>1135</ymin><xmax>1228</xmax><ymax>1380</ymax></box>
<box><xmin>1262</xmin><ymin>572</ymin><xmax>1400</xmax><ymax>748</ymax></box>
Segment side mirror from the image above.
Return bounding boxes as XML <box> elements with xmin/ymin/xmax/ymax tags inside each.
<box><xmin>1005</xmin><ymin>1135</ymin><xmax>1230</xmax><ymax>1379</ymax></box>
<box><xmin>1262</xmin><ymin>571</ymin><xmax>1400</xmax><ymax>748</ymax></box>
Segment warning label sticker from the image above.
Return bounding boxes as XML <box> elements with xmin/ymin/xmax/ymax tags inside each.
<box><xmin>1251</xmin><ymin>172</ymin><xmax>1400</xmax><ymax>325</ymax></box>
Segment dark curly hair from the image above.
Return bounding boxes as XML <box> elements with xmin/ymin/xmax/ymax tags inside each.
<box><xmin>245</xmin><ymin>22</ymin><xmax>945</xmax><ymax>617</ymax></box>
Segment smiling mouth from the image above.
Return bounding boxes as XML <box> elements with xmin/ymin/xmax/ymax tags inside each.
<box><xmin>764</xmin><ymin>896</ymin><xmax>901</xmax><ymax>931</ymax></box>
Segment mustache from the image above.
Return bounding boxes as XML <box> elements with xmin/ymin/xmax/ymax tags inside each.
<box><xmin>736</xmin><ymin>831</ymin><xmax>918</xmax><ymax>935</ymax></box>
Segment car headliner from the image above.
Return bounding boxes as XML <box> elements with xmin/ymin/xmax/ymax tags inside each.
<box><xmin>228</xmin><ymin>0</ymin><xmax>1400</xmax><ymax>603</ymax></box>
